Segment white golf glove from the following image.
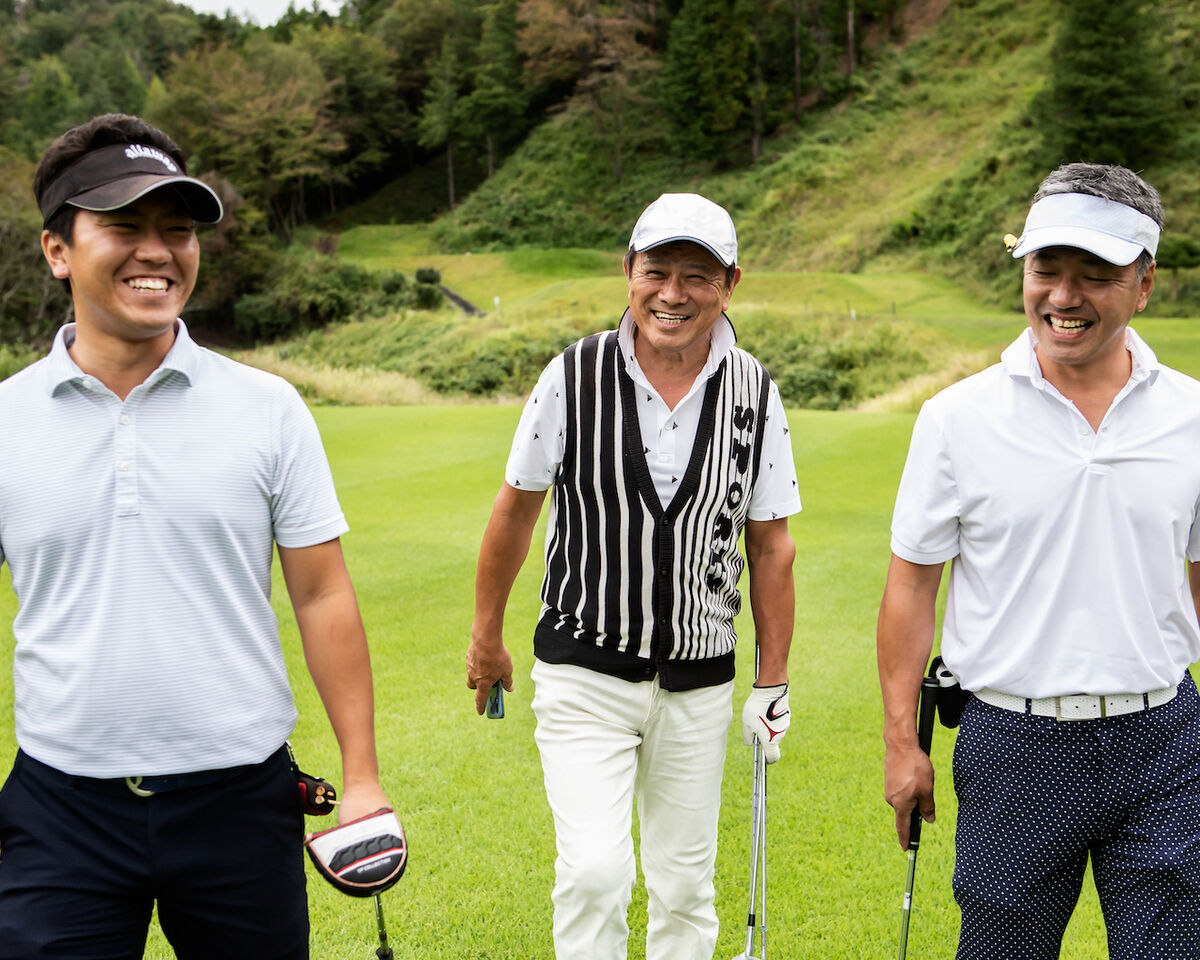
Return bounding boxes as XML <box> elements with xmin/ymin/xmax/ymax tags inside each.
<box><xmin>741</xmin><ymin>683</ymin><xmax>789</xmax><ymax>764</ymax></box>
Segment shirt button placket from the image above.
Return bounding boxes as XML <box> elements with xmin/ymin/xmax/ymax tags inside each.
<box><xmin>1074</xmin><ymin>419</ymin><xmax>1095</xmax><ymax>460</ymax></box>
<box><xmin>115</xmin><ymin>405</ymin><xmax>139</xmax><ymax>516</ymax></box>
<box><xmin>657</xmin><ymin>405</ymin><xmax>674</xmax><ymax>464</ymax></box>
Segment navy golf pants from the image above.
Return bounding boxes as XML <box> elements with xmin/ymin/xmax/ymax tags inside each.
<box><xmin>952</xmin><ymin>671</ymin><xmax>1200</xmax><ymax>960</ymax></box>
<box><xmin>0</xmin><ymin>746</ymin><xmax>308</xmax><ymax>960</ymax></box>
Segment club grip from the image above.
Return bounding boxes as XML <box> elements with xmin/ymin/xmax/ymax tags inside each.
<box><xmin>907</xmin><ymin>672</ymin><xmax>940</xmax><ymax>850</ymax></box>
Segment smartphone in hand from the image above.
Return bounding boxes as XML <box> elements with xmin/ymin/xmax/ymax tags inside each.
<box><xmin>485</xmin><ymin>681</ymin><xmax>505</xmax><ymax>719</ymax></box>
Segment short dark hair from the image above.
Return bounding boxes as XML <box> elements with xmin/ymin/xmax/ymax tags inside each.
<box><xmin>624</xmin><ymin>244</ymin><xmax>738</xmax><ymax>289</ymax></box>
<box><xmin>1033</xmin><ymin>163</ymin><xmax>1163</xmax><ymax>279</ymax></box>
<box><xmin>34</xmin><ymin>114</ymin><xmax>188</xmax><ymax>246</ymax></box>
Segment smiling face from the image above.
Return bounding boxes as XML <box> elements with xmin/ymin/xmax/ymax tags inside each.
<box><xmin>1022</xmin><ymin>245</ymin><xmax>1154</xmax><ymax>380</ymax></box>
<box><xmin>625</xmin><ymin>241</ymin><xmax>740</xmax><ymax>368</ymax></box>
<box><xmin>41</xmin><ymin>189</ymin><xmax>199</xmax><ymax>348</ymax></box>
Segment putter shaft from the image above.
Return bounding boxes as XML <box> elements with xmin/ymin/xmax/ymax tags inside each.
<box><xmin>374</xmin><ymin>893</ymin><xmax>394</xmax><ymax>960</ymax></box>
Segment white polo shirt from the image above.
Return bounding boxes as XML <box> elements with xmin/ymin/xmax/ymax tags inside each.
<box><xmin>0</xmin><ymin>321</ymin><xmax>349</xmax><ymax>777</ymax></box>
<box><xmin>506</xmin><ymin>312</ymin><xmax>802</xmax><ymax>521</ymax></box>
<box><xmin>891</xmin><ymin>327</ymin><xmax>1200</xmax><ymax>698</ymax></box>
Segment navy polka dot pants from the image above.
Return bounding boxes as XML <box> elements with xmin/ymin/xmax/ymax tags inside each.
<box><xmin>952</xmin><ymin>671</ymin><xmax>1200</xmax><ymax>960</ymax></box>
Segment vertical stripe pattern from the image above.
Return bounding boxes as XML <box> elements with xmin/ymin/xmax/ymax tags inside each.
<box><xmin>538</xmin><ymin>330</ymin><xmax>770</xmax><ymax>677</ymax></box>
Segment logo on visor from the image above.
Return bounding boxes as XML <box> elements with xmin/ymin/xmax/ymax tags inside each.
<box><xmin>124</xmin><ymin>144</ymin><xmax>178</xmax><ymax>173</ymax></box>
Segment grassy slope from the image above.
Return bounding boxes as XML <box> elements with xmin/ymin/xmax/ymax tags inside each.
<box><xmin>722</xmin><ymin>0</ymin><xmax>1054</xmax><ymax>279</ymax></box>
<box><xmin>336</xmin><ymin>227</ymin><xmax>623</xmax><ymax>309</ymax></box>
<box><xmin>420</xmin><ymin>0</ymin><xmax>1200</xmax><ymax>311</ymax></box>
<box><xmin>335</xmin><ymin>228</ymin><xmax>1013</xmax><ymax>338</ymax></box>
<box><xmin>259</xmin><ymin>228</ymin><xmax>1200</xmax><ymax>411</ymax></box>
<box><xmin>294</xmin><ymin>0</ymin><xmax>1197</xmax><ymax>408</ymax></box>
<box><xmin>244</xmin><ymin>244</ymin><xmax>1023</xmax><ymax>409</ymax></box>
<box><xmin>0</xmin><ymin>407</ymin><xmax>1112</xmax><ymax>958</ymax></box>
<box><xmin>429</xmin><ymin>0</ymin><xmax>1058</xmax><ymax>293</ymax></box>
<box><xmin>256</xmin><ymin>0</ymin><xmax>1200</xmax><ymax>410</ymax></box>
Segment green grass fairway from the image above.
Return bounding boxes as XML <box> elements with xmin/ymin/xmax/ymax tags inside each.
<box><xmin>0</xmin><ymin>404</ymin><xmax>1121</xmax><ymax>958</ymax></box>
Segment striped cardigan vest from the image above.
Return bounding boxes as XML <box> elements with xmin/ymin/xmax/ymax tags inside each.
<box><xmin>533</xmin><ymin>328</ymin><xmax>772</xmax><ymax>691</ymax></box>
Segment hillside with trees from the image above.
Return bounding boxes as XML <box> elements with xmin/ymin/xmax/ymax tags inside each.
<box><xmin>3</xmin><ymin>0</ymin><xmax>1200</xmax><ymax>376</ymax></box>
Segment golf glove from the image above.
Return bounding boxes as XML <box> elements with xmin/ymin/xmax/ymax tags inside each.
<box><xmin>742</xmin><ymin>683</ymin><xmax>789</xmax><ymax>764</ymax></box>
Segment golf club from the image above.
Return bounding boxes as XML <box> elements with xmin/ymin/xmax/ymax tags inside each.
<box><xmin>732</xmin><ymin>721</ymin><xmax>768</xmax><ymax>959</ymax></box>
<box><xmin>374</xmin><ymin>893</ymin><xmax>394</xmax><ymax>960</ymax></box>
<box><xmin>756</xmin><ymin>742</ymin><xmax>768</xmax><ymax>960</ymax></box>
<box><xmin>896</xmin><ymin>663</ymin><xmax>940</xmax><ymax>960</ymax></box>
<box><xmin>305</xmin><ymin>808</ymin><xmax>408</xmax><ymax>958</ymax></box>
<box><xmin>733</xmin><ymin>644</ymin><xmax>774</xmax><ymax>960</ymax></box>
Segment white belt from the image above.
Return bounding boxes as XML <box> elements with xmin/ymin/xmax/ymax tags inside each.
<box><xmin>974</xmin><ymin>685</ymin><xmax>1177</xmax><ymax>721</ymax></box>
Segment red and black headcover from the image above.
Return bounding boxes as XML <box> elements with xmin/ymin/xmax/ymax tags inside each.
<box><xmin>304</xmin><ymin>808</ymin><xmax>407</xmax><ymax>897</ymax></box>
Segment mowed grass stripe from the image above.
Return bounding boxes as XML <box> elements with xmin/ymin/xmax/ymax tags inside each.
<box><xmin>0</xmin><ymin>405</ymin><xmax>1113</xmax><ymax>958</ymax></box>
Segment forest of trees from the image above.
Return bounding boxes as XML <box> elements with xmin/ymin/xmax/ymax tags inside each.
<box><xmin>0</xmin><ymin>0</ymin><xmax>912</xmax><ymax>345</ymax></box>
<box><xmin>1</xmin><ymin>0</ymin><xmax>909</xmax><ymax>230</ymax></box>
<box><xmin>1</xmin><ymin>0</ymin><xmax>1194</xmax><ymax>348</ymax></box>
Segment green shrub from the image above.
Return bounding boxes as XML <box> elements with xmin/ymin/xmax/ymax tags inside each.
<box><xmin>414</xmin><ymin>283</ymin><xmax>444</xmax><ymax>310</ymax></box>
<box><xmin>233</xmin><ymin>248</ymin><xmax>428</xmax><ymax>343</ymax></box>
<box><xmin>423</xmin><ymin>327</ymin><xmax>579</xmax><ymax>396</ymax></box>
<box><xmin>739</xmin><ymin>318</ymin><xmax>934</xmax><ymax>409</ymax></box>
<box><xmin>415</xmin><ymin>267</ymin><xmax>441</xmax><ymax>285</ymax></box>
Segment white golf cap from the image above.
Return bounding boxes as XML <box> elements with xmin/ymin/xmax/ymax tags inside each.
<box><xmin>1009</xmin><ymin>192</ymin><xmax>1160</xmax><ymax>265</ymax></box>
<box><xmin>629</xmin><ymin>193</ymin><xmax>738</xmax><ymax>267</ymax></box>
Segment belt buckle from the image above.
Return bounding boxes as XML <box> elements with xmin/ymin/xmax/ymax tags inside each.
<box><xmin>1055</xmin><ymin>694</ymin><xmax>1102</xmax><ymax>721</ymax></box>
<box><xmin>125</xmin><ymin>776</ymin><xmax>155</xmax><ymax>797</ymax></box>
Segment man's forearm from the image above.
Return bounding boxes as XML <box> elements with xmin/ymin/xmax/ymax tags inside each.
<box><xmin>467</xmin><ymin>484</ymin><xmax>547</xmax><ymax>712</ymax></box>
<box><xmin>279</xmin><ymin>540</ymin><xmax>383</xmax><ymax>795</ymax></box>
<box><xmin>296</xmin><ymin>588</ymin><xmax>380</xmax><ymax>788</ymax></box>
<box><xmin>877</xmin><ymin>554</ymin><xmax>943</xmax><ymax>747</ymax></box>
<box><xmin>746</xmin><ymin>518</ymin><xmax>796</xmax><ymax>686</ymax></box>
<box><xmin>472</xmin><ymin>485</ymin><xmax>546</xmax><ymax>643</ymax></box>
<box><xmin>878</xmin><ymin>554</ymin><xmax>946</xmax><ymax>845</ymax></box>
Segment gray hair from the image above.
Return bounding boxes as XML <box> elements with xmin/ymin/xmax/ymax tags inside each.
<box><xmin>1033</xmin><ymin>163</ymin><xmax>1163</xmax><ymax>277</ymax></box>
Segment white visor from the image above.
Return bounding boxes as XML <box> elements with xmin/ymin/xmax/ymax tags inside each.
<box><xmin>1010</xmin><ymin>193</ymin><xmax>1160</xmax><ymax>265</ymax></box>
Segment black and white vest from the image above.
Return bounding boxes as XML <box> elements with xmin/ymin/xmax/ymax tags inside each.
<box><xmin>533</xmin><ymin>327</ymin><xmax>772</xmax><ymax>691</ymax></box>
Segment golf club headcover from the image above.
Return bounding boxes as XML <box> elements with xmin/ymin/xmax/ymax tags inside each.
<box><xmin>305</xmin><ymin>808</ymin><xmax>407</xmax><ymax>897</ymax></box>
<box><xmin>742</xmin><ymin>682</ymin><xmax>789</xmax><ymax>763</ymax></box>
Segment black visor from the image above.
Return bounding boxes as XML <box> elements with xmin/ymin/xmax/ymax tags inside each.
<box><xmin>38</xmin><ymin>143</ymin><xmax>223</xmax><ymax>226</ymax></box>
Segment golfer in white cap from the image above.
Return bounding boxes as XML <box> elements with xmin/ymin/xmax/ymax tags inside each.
<box><xmin>879</xmin><ymin>162</ymin><xmax>1200</xmax><ymax>959</ymax></box>
<box><xmin>467</xmin><ymin>193</ymin><xmax>801</xmax><ymax>959</ymax></box>
<box><xmin>0</xmin><ymin>114</ymin><xmax>391</xmax><ymax>957</ymax></box>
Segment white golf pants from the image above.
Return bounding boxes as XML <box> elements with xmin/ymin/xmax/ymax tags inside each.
<box><xmin>531</xmin><ymin>658</ymin><xmax>733</xmax><ymax>960</ymax></box>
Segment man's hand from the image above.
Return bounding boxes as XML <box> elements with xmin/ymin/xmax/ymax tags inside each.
<box><xmin>466</xmin><ymin>639</ymin><xmax>514</xmax><ymax>716</ymax></box>
<box><xmin>884</xmin><ymin>742</ymin><xmax>935</xmax><ymax>849</ymax></box>
<box><xmin>741</xmin><ymin>683</ymin><xmax>789</xmax><ymax>763</ymax></box>
<box><xmin>335</xmin><ymin>778</ymin><xmax>392</xmax><ymax>826</ymax></box>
